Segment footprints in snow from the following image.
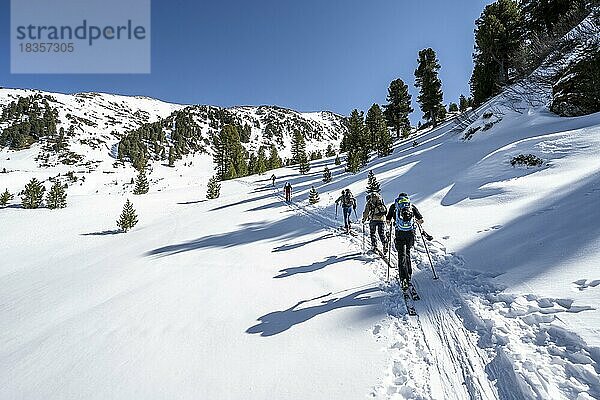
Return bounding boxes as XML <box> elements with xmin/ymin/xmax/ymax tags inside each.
<box><xmin>573</xmin><ymin>279</ymin><xmax>600</xmax><ymax>291</ymax></box>
<box><xmin>477</xmin><ymin>224</ymin><xmax>502</xmax><ymax>233</ymax></box>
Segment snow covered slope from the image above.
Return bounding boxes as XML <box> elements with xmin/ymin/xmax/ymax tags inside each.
<box><xmin>2</xmin><ymin>94</ymin><xmax>600</xmax><ymax>399</ymax></box>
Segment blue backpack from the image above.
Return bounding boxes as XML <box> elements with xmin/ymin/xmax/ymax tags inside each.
<box><xmin>395</xmin><ymin>195</ymin><xmax>414</xmax><ymax>231</ymax></box>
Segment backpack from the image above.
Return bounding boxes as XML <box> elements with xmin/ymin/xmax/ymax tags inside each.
<box><xmin>395</xmin><ymin>196</ymin><xmax>414</xmax><ymax>231</ymax></box>
<box><xmin>342</xmin><ymin>191</ymin><xmax>354</xmax><ymax>207</ymax></box>
<box><xmin>371</xmin><ymin>194</ymin><xmax>387</xmax><ymax>217</ymax></box>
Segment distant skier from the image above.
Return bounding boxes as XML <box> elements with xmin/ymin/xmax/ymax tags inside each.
<box><xmin>271</xmin><ymin>174</ymin><xmax>276</xmax><ymax>187</ymax></box>
<box><xmin>386</xmin><ymin>192</ymin><xmax>424</xmax><ymax>289</ymax></box>
<box><xmin>284</xmin><ymin>182</ymin><xmax>292</xmax><ymax>203</ymax></box>
<box><xmin>335</xmin><ymin>189</ymin><xmax>356</xmax><ymax>233</ymax></box>
<box><xmin>362</xmin><ymin>192</ymin><xmax>389</xmax><ymax>254</ymax></box>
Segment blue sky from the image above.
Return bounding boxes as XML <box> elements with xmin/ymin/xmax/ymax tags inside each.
<box><xmin>0</xmin><ymin>0</ymin><xmax>489</xmax><ymax>122</ymax></box>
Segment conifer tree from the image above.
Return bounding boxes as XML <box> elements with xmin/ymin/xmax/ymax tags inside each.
<box><xmin>344</xmin><ymin>109</ymin><xmax>369</xmax><ymax>173</ymax></box>
<box><xmin>46</xmin><ymin>181</ymin><xmax>67</xmax><ymax>209</ymax></box>
<box><xmin>308</xmin><ymin>186</ymin><xmax>320</xmax><ymax>204</ymax></box>
<box><xmin>366</xmin><ymin>170</ymin><xmax>381</xmax><ymax>194</ymax></box>
<box><xmin>133</xmin><ymin>169</ymin><xmax>149</xmax><ymax>195</ymax></box>
<box><xmin>459</xmin><ymin>95</ymin><xmax>469</xmax><ymax>112</ymax></box>
<box><xmin>520</xmin><ymin>0</ymin><xmax>586</xmax><ymax>36</ymax></box>
<box><xmin>22</xmin><ymin>178</ymin><xmax>45</xmax><ymax>209</ymax></box>
<box><xmin>206</xmin><ymin>175</ymin><xmax>221</xmax><ymax>199</ymax></box>
<box><xmin>322</xmin><ymin>166</ymin><xmax>332</xmax><ymax>183</ymax></box>
<box><xmin>334</xmin><ymin>155</ymin><xmax>341</xmax><ymax>165</ymax></box>
<box><xmin>213</xmin><ymin>124</ymin><xmax>248</xmax><ymax>180</ymax></box>
<box><xmin>448</xmin><ymin>103</ymin><xmax>459</xmax><ymax>112</ymax></box>
<box><xmin>366</xmin><ymin>103</ymin><xmax>393</xmax><ymax>157</ymax></box>
<box><xmin>0</xmin><ymin>188</ymin><xmax>13</xmax><ymax>207</ymax></box>
<box><xmin>267</xmin><ymin>145</ymin><xmax>282</xmax><ymax>170</ymax></box>
<box><xmin>325</xmin><ymin>144</ymin><xmax>336</xmax><ymax>157</ymax></box>
<box><xmin>291</xmin><ymin>130</ymin><xmax>307</xmax><ymax>165</ymax></box>
<box><xmin>168</xmin><ymin>147</ymin><xmax>175</xmax><ymax>167</ymax></box>
<box><xmin>256</xmin><ymin>147</ymin><xmax>267</xmax><ymax>174</ymax></box>
<box><xmin>298</xmin><ymin>154</ymin><xmax>311</xmax><ymax>174</ymax></box>
<box><xmin>415</xmin><ymin>48</ymin><xmax>445</xmax><ymax>127</ymax></box>
<box><xmin>117</xmin><ymin>199</ymin><xmax>138</xmax><ymax>232</ymax></box>
<box><xmin>248</xmin><ymin>152</ymin><xmax>257</xmax><ymax>175</ymax></box>
<box><xmin>471</xmin><ymin>0</ymin><xmax>524</xmax><ymax>105</ymax></box>
<box><xmin>384</xmin><ymin>78</ymin><xmax>413</xmax><ymax>138</ymax></box>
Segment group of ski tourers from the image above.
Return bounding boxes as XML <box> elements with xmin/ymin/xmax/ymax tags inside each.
<box><xmin>335</xmin><ymin>189</ymin><xmax>432</xmax><ymax>291</ymax></box>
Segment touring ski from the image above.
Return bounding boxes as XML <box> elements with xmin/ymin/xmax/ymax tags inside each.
<box><xmin>403</xmin><ymin>289</ymin><xmax>417</xmax><ymax>316</ymax></box>
<box><xmin>408</xmin><ymin>283</ymin><xmax>420</xmax><ymax>301</ymax></box>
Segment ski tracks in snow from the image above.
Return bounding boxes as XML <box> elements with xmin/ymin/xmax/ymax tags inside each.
<box><xmin>257</xmin><ymin>180</ymin><xmax>599</xmax><ymax>399</ymax></box>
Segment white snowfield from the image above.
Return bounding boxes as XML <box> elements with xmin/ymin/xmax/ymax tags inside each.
<box><xmin>1</xmin><ymin>94</ymin><xmax>600</xmax><ymax>399</ymax></box>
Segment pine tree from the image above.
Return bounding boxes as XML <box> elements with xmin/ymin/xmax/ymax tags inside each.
<box><xmin>471</xmin><ymin>0</ymin><xmax>524</xmax><ymax>105</ymax></box>
<box><xmin>133</xmin><ymin>169</ymin><xmax>149</xmax><ymax>195</ymax></box>
<box><xmin>291</xmin><ymin>131</ymin><xmax>307</xmax><ymax>165</ymax></box>
<box><xmin>366</xmin><ymin>103</ymin><xmax>393</xmax><ymax>157</ymax></box>
<box><xmin>448</xmin><ymin>103</ymin><xmax>459</xmax><ymax>112</ymax></box>
<box><xmin>520</xmin><ymin>0</ymin><xmax>587</xmax><ymax>36</ymax></box>
<box><xmin>344</xmin><ymin>109</ymin><xmax>369</xmax><ymax>173</ymax></box>
<box><xmin>298</xmin><ymin>154</ymin><xmax>311</xmax><ymax>174</ymax></box>
<box><xmin>325</xmin><ymin>143</ymin><xmax>336</xmax><ymax>157</ymax></box>
<box><xmin>0</xmin><ymin>188</ymin><xmax>14</xmax><ymax>207</ymax></box>
<box><xmin>459</xmin><ymin>94</ymin><xmax>469</xmax><ymax>112</ymax></box>
<box><xmin>384</xmin><ymin>78</ymin><xmax>413</xmax><ymax>138</ymax></box>
<box><xmin>117</xmin><ymin>199</ymin><xmax>138</xmax><ymax>232</ymax></box>
<box><xmin>46</xmin><ymin>181</ymin><xmax>67</xmax><ymax>209</ymax></box>
<box><xmin>248</xmin><ymin>152</ymin><xmax>257</xmax><ymax>174</ymax></box>
<box><xmin>366</xmin><ymin>170</ymin><xmax>381</xmax><ymax>194</ymax></box>
<box><xmin>256</xmin><ymin>147</ymin><xmax>267</xmax><ymax>174</ymax></box>
<box><xmin>415</xmin><ymin>48</ymin><xmax>445</xmax><ymax>127</ymax></box>
<box><xmin>322</xmin><ymin>166</ymin><xmax>332</xmax><ymax>183</ymax></box>
<box><xmin>267</xmin><ymin>145</ymin><xmax>282</xmax><ymax>170</ymax></box>
<box><xmin>334</xmin><ymin>155</ymin><xmax>341</xmax><ymax>165</ymax></box>
<box><xmin>168</xmin><ymin>147</ymin><xmax>175</xmax><ymax>167</ymax></box>
<box><xmin>308</xmin><ymin>186</ymin><xmax>320</xmax><ymax>204</ymax></box>
<box><xmin>206</xmin><ymin>175</ymin><xmax>221</xmax><ymax>199</ymax></box>
<box><xmin>22</xmin><ymin>178</ymin><xmax>46</xmax><ymax>209</ymax></box>
<box><xmin>213</xmin><ymin>125</ymin><xmax>248</xmax><ymax>180</ymax></box>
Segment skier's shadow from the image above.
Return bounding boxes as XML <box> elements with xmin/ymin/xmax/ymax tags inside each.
<box><xmin>246</xmin><ymin>286</ymin><xmax>384</xmax><ymax>337</ymax></box>
<box><xmin>274</xmin><ymin>252</ymin><xmax>363</xmax><ymax>278</ymax></box>
<box><xmin>272</xmin><ymin>233</ymin><xmax>334</xmax><ymax>253</ymax></box>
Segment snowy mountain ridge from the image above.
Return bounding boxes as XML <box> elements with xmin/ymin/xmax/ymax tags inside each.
<box><xmin>0</xmin><ymin>87</ymin><xmax>346</xmax><ymax>181</ymax></box>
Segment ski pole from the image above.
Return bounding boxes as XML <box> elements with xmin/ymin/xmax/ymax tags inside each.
<box><xmin>387</xmin><ymin>222</ymin><xmax>393</xmax><ymax>282</ymax></box>
<box><xmin>417</xmin><ymin>223</ymin><xmax>438</xmax><ymax>280</ymax></box>
<box><xmin>362</xmin><ymin>221</ymin><xmax>365</xmax><ymax>254</ymax></box>
<box><xmin>335</xmin><ymin>203</ymin><xmax>338</xmax><ymax>219</ymax></box>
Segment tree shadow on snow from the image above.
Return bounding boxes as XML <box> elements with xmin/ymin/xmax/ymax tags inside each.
<box><xmin>177</xmin><ymin>199</ymin><xmax>208</xmax><ymax>205</ymax></box>
<box><xmin>272</xmin><ymin>232</ymin><xmax>334</xmax><ymax>252</ymax></box>
<box><xmin>274</xmin><ymin>252</ymin><xmax>363</xmax><ymax>278</ymax></box>
<box><xmin>246</xmin><ymin>286</ymin><xmax>384</xmax><ymax>336</ymax></box>
<box><xmin>81</xmin><ymin>229</ymin><xmax>121</xmax><ymax>236</ymax></box>
<box><xmin>145</xmin><ymin>214</ymin><xmax>320</xmax><ymax>258</ymax></box>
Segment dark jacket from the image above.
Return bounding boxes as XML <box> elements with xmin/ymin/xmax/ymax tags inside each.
<box><xmin>335</xmin><ymin>193</ymin><xmax>356</xmax><ymax>209</ymax></box>
<box><xmin>386</xmin><ymin>203</ymin><xmax>423</xmax><ymax>226</ymax></box>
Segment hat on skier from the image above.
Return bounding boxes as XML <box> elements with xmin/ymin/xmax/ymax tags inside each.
<box><xmin>397</xmin><ymin>193</ymin><xmax>410</xmax><ymax>207</ymax></box>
